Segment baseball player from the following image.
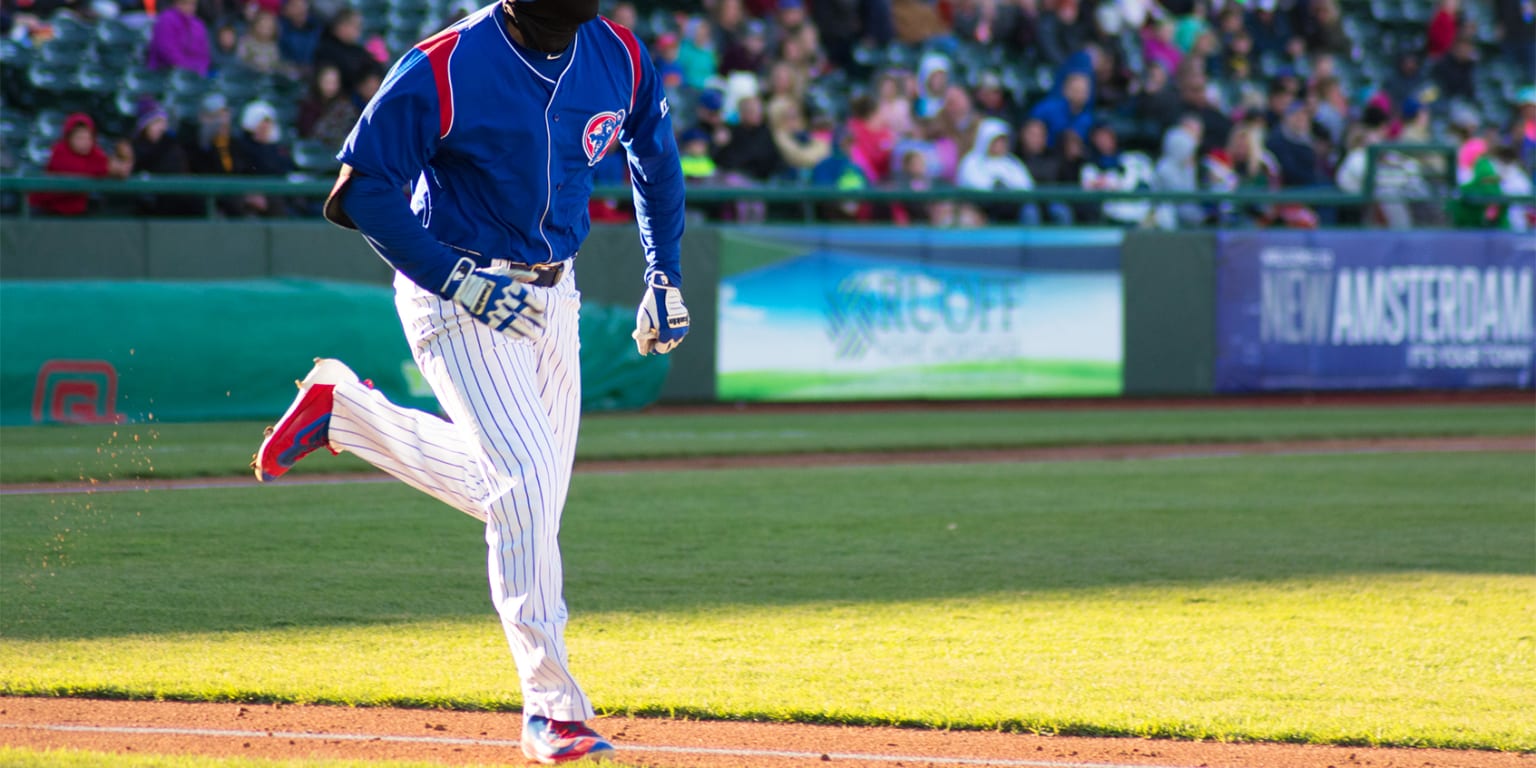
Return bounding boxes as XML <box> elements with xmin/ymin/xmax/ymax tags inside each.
<box><xmin>251</xmin><ymin>0</ymin><xmax>687</xmax><ymax>762</ymax></box>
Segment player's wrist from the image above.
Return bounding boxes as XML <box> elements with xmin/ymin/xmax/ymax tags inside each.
<box><xmin>441</xmin><ymin>257</ymin><xmax>479</xmax><ymax>301</ymax></box>
<box><xmin>645</xmin><ymin>267</ymin><xmax>682</xmax><ymax>290</ymax></box>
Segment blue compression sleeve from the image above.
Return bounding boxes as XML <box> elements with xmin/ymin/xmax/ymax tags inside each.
<box><xmin>619</xmin><ymin>38</ymin><xmax>685</xmax><ymax>288</ymax></box>
<box><xmin>340</xmin><ymin>173</ymin><xmax>461</xmax><ymax>296</ymax></box>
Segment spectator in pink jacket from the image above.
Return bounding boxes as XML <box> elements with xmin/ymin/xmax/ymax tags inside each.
<box><xmin>145</xmin><ymin>0</ymin><xmax>211</xmax><ymax>76</ymax></box>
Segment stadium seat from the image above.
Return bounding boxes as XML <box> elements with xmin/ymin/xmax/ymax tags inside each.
<box><xmin>292</xmin><ymin>139</ymin><xmax>342</xmax><ymax>173</ymax></box>
<box><xmin>385</xmin><ymin>30</ymin><xmax>417</xmax><ymax>57</ymax></box>
<box><xmin>74</xmin><ymin>65</ymin><xmax>112</xmax><ymax>94</ymax></box>
<box><xmin>122</xmin><ymin>67</ymin><xmax>169</xmax><ymax>95</ymax></box>
<box><xmin>26</xmin><ymin>62</ymin><xmax>73</xmax><ymax>94</ymax></box>
<box><xmin>47</xmin><ymin>13</ymin><xmax>95</xmax><ymax>48</ymax></box>
<box><xmin>357</xmin><ymin>0</ymin><xmax>390</xmax><ymax>18</ymax></box>
<box><xmin>166</xmin><ymin>68</ymin><xmax>206</xmax><ymax>94</ymax></box>
<box><xmin>882</xmin><ymin>42</ymin><xmax>918</xmax><ymax>71</ymax></box>
<box><xmin>1030</xmin><ymin>65</ymin><xmax>1054</xmax><ymax>93</ymax></box>
<box><xmin>644</xmin><ymin>8</ymin><xmax>671</xmax><ymax>37</ymax></box>
<box><xmin>999</xmin><ymin>67</ymin><xmax>1027</xmax><ymax>103</ymax></box>
<box><xmin>0</xmin><ymin>37</ymin><xmax>30</xmax><ymax>69</ymax></box>
<box><xmin>386</xmin><ymin>7</ymin><xmax>429</xmax><ymax>35</ymax></box>
<box><xmin>0</xmin><ymin>114</ymin><xmax>26</xmax><ymax>141</ymax></box>
<box><xmin>24</xmin><ymin>135</ymin><xmax>55</xmax><ymax>167</ymax></box>
<box><xmin>96</xmin><ymin>17</ymin><xmax>146</xmax><ymax>52</ymax></box>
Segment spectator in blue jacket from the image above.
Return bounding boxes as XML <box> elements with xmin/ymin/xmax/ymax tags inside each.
<box><xmin>1265</xmin><ymin>101</ymin><xmax>1319</xmax><ymax>187</ymax></box>
<box><xmin>278</xmin><ymin>0</ymin><xmax>322</xmax><ymax>69</ymax></box>
<box><xmin>1028</xmin><ymin>71</ymin><xmax>1094</xmax><ymax>147</ymax></box>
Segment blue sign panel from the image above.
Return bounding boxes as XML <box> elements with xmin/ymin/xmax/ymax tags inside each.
<box><xmin>1215</xmin><ymin>231</ymin><xmax>1535</xmax><ymax>392</ymax></box>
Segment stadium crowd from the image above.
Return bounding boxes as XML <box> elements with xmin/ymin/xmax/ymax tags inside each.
<box><xmin>2</xmin><ymin>0</ymin><xmax>1533</xmax><ymax>228</ymax></box>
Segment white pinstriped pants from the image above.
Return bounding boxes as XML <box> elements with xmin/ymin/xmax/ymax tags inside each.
<box><xmin>326</xmin><ymin>267</ymin><xmax>593</xmax><ymax>722</ymax></box>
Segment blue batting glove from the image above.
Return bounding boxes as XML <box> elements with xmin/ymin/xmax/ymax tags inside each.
<box><xmin>442</xmin><ymin>258</ymin><xmax>545</xmax><ymax>340</ymax></box>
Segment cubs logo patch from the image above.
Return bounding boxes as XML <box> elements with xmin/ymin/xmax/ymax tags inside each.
<box><xmin>583</xmin><ymin>110</ymin><xmax>625</xmax><ymax>166</ymax></box>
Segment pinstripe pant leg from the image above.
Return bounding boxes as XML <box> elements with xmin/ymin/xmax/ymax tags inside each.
<box><xmin>328</xmin><ymin>379</ymin><xmax>495</xmax><ymax>521</ymax></box>
<box><xmin>393</xmin><ymin>272</ymin><xmax>594</xmax><ymax>722</ymax></box>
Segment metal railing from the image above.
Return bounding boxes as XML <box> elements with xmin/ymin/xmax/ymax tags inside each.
<box><xmin>2</xmin><ymin>145</ymin><xmax>1531</xmax><ymax>222</ymax></box>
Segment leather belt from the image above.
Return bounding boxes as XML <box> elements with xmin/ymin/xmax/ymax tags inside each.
<box><xmin>490</xmin><ymin>258</ymin><xmax>569</xmax><ymax>288</ymax></box>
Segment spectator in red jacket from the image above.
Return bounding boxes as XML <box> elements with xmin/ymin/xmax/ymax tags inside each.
<box><xmin>1427</xmin><ymin>0</ymin><xmax>1459</xmax><ymax>56</ymax></box>
<box><xmin>144</xmin><ymin>0</ymin><xmax>211</xmax><ymax>76</ymax></box>
<box><xmin>29</xmin><ymin>113</ymin><xmax>131</xmax><ymax>216</ymax></box>
<box><xmin>845</xmin><ymin>92</ymin><xmax>897</xmax><ymax>183</ymax></box>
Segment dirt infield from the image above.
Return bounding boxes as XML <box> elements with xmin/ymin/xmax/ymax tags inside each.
<box><xmin>2</xmin><ymin>696</ymin><xmax>1532</xmax><ymax>768</ymax></box>
<box><xmin>4</xmin><ymin>432</ymin><xmax>1533</xmax><ymax>767</ymax></box>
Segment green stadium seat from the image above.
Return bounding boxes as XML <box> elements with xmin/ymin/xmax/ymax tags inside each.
<box><xmin>0</xmin><ymin>38</ymin><xmax>30</xmax><ymax>68</ymax></box>
<box><xmin>96</xmin><ymin>17</ymin><xmax>148</xmax><ymax>56</ymax></box>
<box><xmin>47</xmin><ymin>14</ymin><xmax>95</xmax><ymax>48</ymax></box>
<box><xmin>123</xmin><ymin>67</ymin><xmax>169</xmax><ymax>95</ymax></box>
<box><xmin>292</xmin><ymin>139</ymin><xmax>342</xmax><ymax>172</ymax></box>
<box><xmin>26</xmin><ymin>62</ymin><xmax>72</xmax><ymax>93</ymax></box>
<box><xmin>23</xmin><ymin>135</ymin><xmax>55</xmax><ymax>166</ymax></box>
<box><xmin>73</xmin><ymin>65</ymin><xmax>112</xmax><ymax>94</ymax></box>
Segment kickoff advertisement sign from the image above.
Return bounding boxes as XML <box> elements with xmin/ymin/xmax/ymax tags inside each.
<box><xmin>716</xmin><ymin>228</ymin><xmax>1124</xmax><ymax>401</ymax></box>
<box><xmin>1215</xmin><ymin>231</ymin><xmax>1535</xmax><ymax>392</ymax></box>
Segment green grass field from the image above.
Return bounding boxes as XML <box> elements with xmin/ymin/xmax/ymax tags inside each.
<box><xmin>0</xmin><ymin>403</ymin><xmax>1530</xmax><ymax>483</ymax></box>
<box><xmin>3</xmin><ymin>436</ymin><xmax>1533</xmax><ymax>750</ymax></box>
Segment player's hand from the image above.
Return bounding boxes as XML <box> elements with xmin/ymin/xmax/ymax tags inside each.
<box><xmin>448</xmin><ymin>265</ymin><xmax>546</xmax><ymax>340</ymax></box>
<box><xmin>632</xmin><ymin>275</ymin><xmax>689</xmax><ymax>355</ymax></box>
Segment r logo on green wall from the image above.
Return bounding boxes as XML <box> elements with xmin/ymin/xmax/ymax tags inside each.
<box><xmin>32</xmin><ymin>360</ymin><xmax>121</xmax><ymax>424</ymax></box>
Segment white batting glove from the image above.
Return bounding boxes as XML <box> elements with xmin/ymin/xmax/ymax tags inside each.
<box><xmin>443</xmin><ymin>259</ymin><xmax>546</xmax><ymax>341</ymax></box>
<box><xmin>632</xmin><ymin>275</ymin><xmax>689</xmax><ymax>355</ymax></box>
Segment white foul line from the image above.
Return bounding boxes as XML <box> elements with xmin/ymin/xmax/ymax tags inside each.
<box><xmin>0</xmin><ymin>722</ymin><xmax>1197</xmax><ymax>768</ymax></box>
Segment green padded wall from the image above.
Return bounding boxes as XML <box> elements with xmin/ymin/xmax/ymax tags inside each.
<box><xmin>0</xmin><ymin>218</ymin><xmax>717</xmax><ymax>402</ymax></box>
<box><xmin>1121</xmin><ymin>230</ymin><xmax>1217</xmax><ymax>396</ymax></box>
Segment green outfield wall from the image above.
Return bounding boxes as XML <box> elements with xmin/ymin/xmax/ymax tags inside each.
<box><xmin>0</xmin><ymin>279</ymin><xmax>673</xmax><ymax>425</ymax></box>
<box><xmin>0</xmin><ymin>220</ymin><xmax>719</xmax><ymax>422</ymax></box>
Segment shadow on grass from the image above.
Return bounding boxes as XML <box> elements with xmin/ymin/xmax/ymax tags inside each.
<box><xmin>2</xmin><ymin>452</ymin><xmax>1532</xmax><ymax>640</ymax></box>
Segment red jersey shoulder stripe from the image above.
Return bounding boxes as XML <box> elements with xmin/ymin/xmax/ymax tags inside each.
<box><xmin>598</xmin><ymin>17</ymin><xmax>642</xmax><ymax>114</ymax></box>
<box><xmin>416</xmin><ymin>29</ymin><xmax>461</xmax><ymax>139</ymax></box>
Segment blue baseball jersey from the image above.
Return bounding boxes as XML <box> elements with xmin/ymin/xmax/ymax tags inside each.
<box><xmin>335</xmin><ymin>4</ymin><xmax>685</xmax><ymax>295</ymax></box>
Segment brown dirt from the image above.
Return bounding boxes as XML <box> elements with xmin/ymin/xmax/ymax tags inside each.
<box><xmin>3</xmin><ymin>428</ymin><xmax>1532</xmax><ymax>767</ymax></box>
<box><xmin>1</xmin><ymin>696</ymin><xmax>1530</xmax><ymax>768</ymax></box>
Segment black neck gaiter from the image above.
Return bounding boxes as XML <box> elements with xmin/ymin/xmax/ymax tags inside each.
<box><xmin>502</xmin><ymin>0</ymin><xmax>598</xmax><ymax>54</ymax></box>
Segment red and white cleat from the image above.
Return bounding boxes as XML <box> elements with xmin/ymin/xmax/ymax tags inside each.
<box><xmin>252</xmin><ymin>358</ymin><xmax>359</xmax><ymax>482</ymax></box>
<box><xmin>520</xmin><ymin>716</ymin><xmax>615</xmax><ymax>764</ymax></box>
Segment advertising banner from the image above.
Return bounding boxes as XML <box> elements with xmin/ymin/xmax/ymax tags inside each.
<box><xmin>1214</xmin><ymin>231</ymin><xmax>1535</xmax><ymax>391</ymax></box>
<box><xmin>717</xmin><ymin>228</ymin><xmax>1124</xmax><ymax>401</ymax></box>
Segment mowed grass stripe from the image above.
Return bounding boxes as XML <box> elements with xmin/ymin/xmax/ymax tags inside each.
<box><xmin>1</xmin><ymin>403</ymin><xmax>1531</xmax><ymax>483</ymax></box>
<box><xmin>2</xmin><ymin>453</ymin><xmax>1531</xmax><ymax>749</ymax></box>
